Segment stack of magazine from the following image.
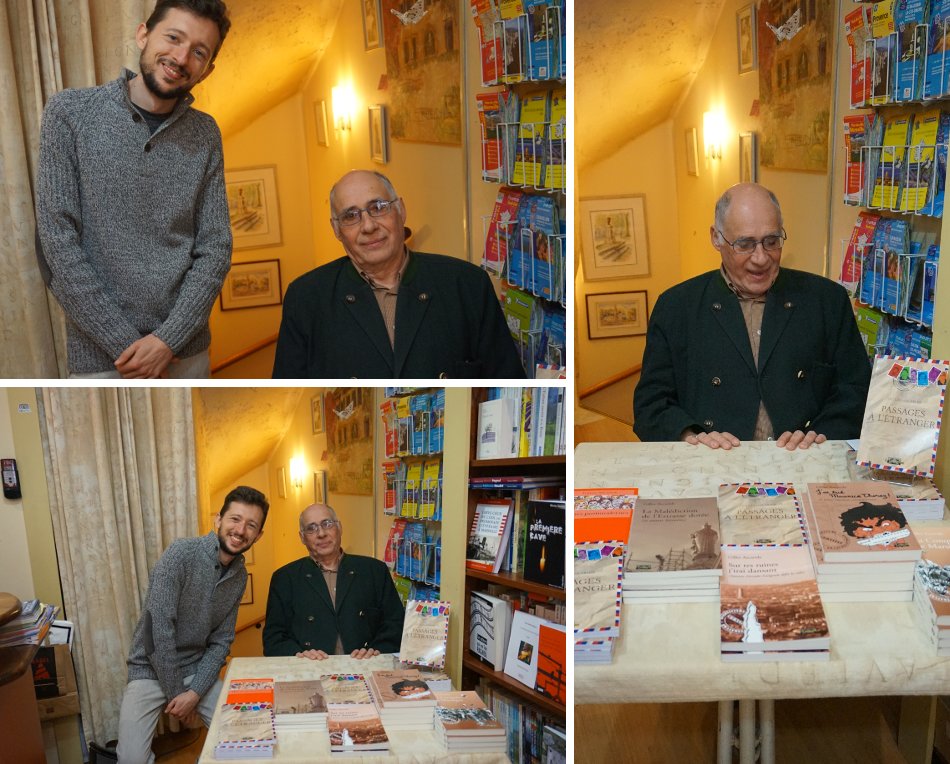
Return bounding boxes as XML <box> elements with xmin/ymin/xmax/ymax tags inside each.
<box><xmin>433</xmin><ymin>691</ymin><xmax>507</xmax><ymax>754</ymax></box>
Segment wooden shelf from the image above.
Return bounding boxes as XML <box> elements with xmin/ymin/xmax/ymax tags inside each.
<box><xmin>462</xmin><ymin>652</ymin><xmax>565</xmax><ymax>718</ymax></box>
<box><xmin>470</xmin><ymin>455</ymin><xmax>566</xmax><ymax>470</ymax></box>
<box><xmin>465</xmin><ymin>568</ymin><xmax>566</xmax><ymax>600</ymax></box>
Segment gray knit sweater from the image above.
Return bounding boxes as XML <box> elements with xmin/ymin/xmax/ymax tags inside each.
<box><xmin>126</xmin><ymin>532</ymin><xmax>246</xmax><ymax>701</ymax></box>
<box><xmin>35</xmin><ymin>70</ymin><xmax>232</xmax><ymax>373</ymax></box>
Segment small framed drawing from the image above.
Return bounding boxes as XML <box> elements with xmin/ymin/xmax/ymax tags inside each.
<box><xmin>244</xmin><ymin>546</ymin><xmax>255</xmax><ymax>566</ymax></box>
<box><xmin>739</xmin><ymin>132</ymin><xmax>758</xmax><ymax>183</ymax></box>
<box><xmin>311</xmin><ymin>393</ymin><xmax>325</xmax><ymax>434</ymax></box>
<box><xmin>362</xmin><ymin>0</ymin><xmax>382</xmax><ymax>50</ymax></box>
<box><xmin>580</xmin><ymin>195</ymin><xmax>650</xmax><ymax>280</ymax></box>
<box><xmin>220</xmin><ymin>259</ymin><xmax>282</xmax><ymax>311</ymax></box>
<box><xmin>240</xmin><ymin>574</ymin><xmax>253</xmax><ymax>605</ymax></box>
<box><xmin>685</xmin><ymin>127</ymin><xmax>699</xmax><ymax>177</ymax></box>
<box><xmin>586</xmin><ymin>291</ymin><xmax>649</xmax><ymax>340</ymax></box>
<box><xmin>736</xmin><ymin>4</ymin><xmax>757</xmax><ymax>74</ymax></box>
<box><xmin>314</xmin><ymin>470</ymin><xmax>328</xmax><ymax>504</ymax></box>
<box><xmin>277</xmin><ymin>467</ymin><xmax>287</xmax><ymax>499</ymax></box>
<box><xmin>225</xmin><ymin>165</ymin><xmax>282</xmax><ymax>249</ymax></box>
<box><xmin>315</xmin><ymin>100</ymin><xmax>329</xmax><ymax>147</ymax></box>
<box><xmin>369</xmin><ymin>105</ymin><xmax>389</xmax><ymax>164</ymax></box>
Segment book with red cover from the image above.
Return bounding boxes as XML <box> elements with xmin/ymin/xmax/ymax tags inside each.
<box><xmin>719</xmin><ymin>546</ymin><xmax>830</xmax><ymax>652</ymax></box>
<box><xmin>534</xmin><ymin>622</ymin><xmax>567</xmax><ymax>703</ymax></box>
<box><xmin>225</xmin><ymin>678</ymin><xmax>275</xmax><ymax>705</ymax></box>
<box><xmin>806</xmin><ymin>482</ymin><xmax>922</xmax><ymax>563</ymax></box>
<box><xmin>466</xmin><ymin>498</ymin><xmax>514</xmax><ymax>573</ymax></box>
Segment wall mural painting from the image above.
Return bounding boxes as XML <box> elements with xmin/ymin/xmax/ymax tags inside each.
<box><xmin>756</xmin><ymin>0</ymin><xmax>834</xmax><ymax>172</ymax></box>
<box><xmin>325</xmin><ymin>388</ymin><xmax>374</xmax><ymax>496</ymax></box>
<box><xmin>382</xmin><ymin>0</ymin><xmax>461</xmax><ymax>145</ymax></box>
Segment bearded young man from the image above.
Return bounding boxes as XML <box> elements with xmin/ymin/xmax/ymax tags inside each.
<box><xmin>116</xmin><ymin>486</ymin><xmax>268</xmax><ymax>763</ymax></box>
<box><xmin>35</xmin><ymin>0</ymin><xmax>232</xmax><ymax>378</ymax></box>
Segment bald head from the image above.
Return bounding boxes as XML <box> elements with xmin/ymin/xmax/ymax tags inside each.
<box><xmin>299</xmin><ymin>503</ymin><xmax>340</xmax><ymax>530</ymax></box>
<box><xmin>713</xmin><ymin>183</ymin><xmax>783</xmax><ymax>233</ymax></box>
<box><xmin>329</xmin><ymin>170</ymin><xmax>398</xmax><ymax>217</ymax></box>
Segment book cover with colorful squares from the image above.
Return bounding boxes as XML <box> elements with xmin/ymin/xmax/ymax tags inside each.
<box><xmin>573</xmin><ymin>541</ymin><xmax>623</xmax><ymax>637</ymax></box>
<box><xmin>399</xmin><ymin>600</ymin><xmax>450</xmax><ymax>668</ymax></box>
<box><xmin>717</xmin><ymin>483</ymin><xmax>806</xmax><ymax>547</ymax></box>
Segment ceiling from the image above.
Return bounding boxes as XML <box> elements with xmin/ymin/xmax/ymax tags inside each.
<box><xmin>575</xmin><ymin>0</ymin><xmax>725</xmax><ymax>170</ymax></box>
<box><xmin>196</xmin><ymin>387</ymin><xmax>304</xmax><ymax>495</ymax></box>
<box><xmin>190</xmin><ymin>0</ymin><xmax>344</xmax><ymax>139</ymax></box>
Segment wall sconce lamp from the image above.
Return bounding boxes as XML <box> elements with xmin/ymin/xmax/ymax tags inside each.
<box><xmin>289</xmin><ymin>456</ymin><xmax>305</xmax><ymax>491</ymax></box>
<box><xmin>703</xmin><ymin>110</ymin><xmax>725</xmax><ymax>160</ymax></box>
<box><xmin>332</xmin><ymin>85</ymin><xmax>354</xmax><ymax>131</ymax></box>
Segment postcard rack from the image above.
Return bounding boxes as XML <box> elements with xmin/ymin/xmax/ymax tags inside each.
<box><xmin>388</xmin><ymin>470</ymin><xmax>443</xmax><ymax>522</ymax></box>
<box><xmin>390</xmin><ymin>536</ymin><xmax>442</xmax><ymax>587</ymax></box>
<box><xmin>477</xmin><ymin>5</ymin><xmax>565</xmax><ymax>87</ymax></box>
<box><xmin>853</xmin><ymin>23</ymin><xmax>950</xmax><ymax>107</ymax></box>
<box><xmin>850</xmin><ymin>141</ymin><xmax>947</xmax><ymax>215</ymax></box>
<box><xmin>481</xmin><ymin>216</ymin><xmax>566</xmax><ymax>305</ymax></box>
<box><xmin>479</xmin><ymin>119</ymin><xmax>567</xmax><ymax>192</ymax></box>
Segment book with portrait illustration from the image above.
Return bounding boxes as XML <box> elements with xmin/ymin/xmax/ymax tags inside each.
<box><xmin>366</xmin><ymin>669</ymin><xmax>436</xmax><ymax>709</ymax></box>
<box><xmin>718</xmin><ymin>483</ymin><xmax>805</xmax><ymax>547</ymax></box>
<box><xmin>805</xmin><ymin>482</ymin><xmax>922</xmax><ymax>563</ymax></box>
<box><xmin>856</xmin><ymin>355</ymin><xmax>950</xmax><ymax>477</ymax></box>
<box><xmin>399</xmin><ymin>600</ymin><xmax>450</xmax><ymax>668</ymax></box>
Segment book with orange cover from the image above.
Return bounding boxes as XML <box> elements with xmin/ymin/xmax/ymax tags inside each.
<box><xmin>573</xmin><ymin>488</ymin><xmax>636</xmax><ymax>544</ymax></box>
<box><xmin>534</xmin><ymin>622</ymin><xmax>567</xmax><ymax>703</ymax></box>
<box><xmin>225</xmin><ymin>677</ymin><xmax>275</xmax><ymax>705</ymax></box>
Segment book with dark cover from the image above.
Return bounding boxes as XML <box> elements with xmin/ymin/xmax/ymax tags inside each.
<box><xmin>522</xmin><ymin>501</ymin><xmax>565</xmax><ymax>587</ymax></box>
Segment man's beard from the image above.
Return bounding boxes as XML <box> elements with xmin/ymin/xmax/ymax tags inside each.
<box><xmin>218</xmin><ymin>527</ymin><xmax>251</xmax><ymax>557</ymax></box>
<box><xmin>140</xmin><ymin>55</ymin><xmax>193</xmax><ymax>102</ymax></box>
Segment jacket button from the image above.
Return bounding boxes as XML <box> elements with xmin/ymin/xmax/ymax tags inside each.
<box><xmin>307</xmin><ymin>615</ymin><xmax>314</xmax><ymax>622</ymax></box>
<box><xmin>703</xmin><ymin>419</ymin><xmax>714</xmax><ymax>428</ymax></box>
<box><xmin>784</xmin><ymin>301</ymin><xmax>793</xmax><ymax>309</ymax></box>
<box><xmin>418</xmin><ymin>292</ymin><xmax>429</xmax><ymax>301</ymax></box>
<box><xmin>711</xmin><ymin>377</ymin><xmax>721</xmax><ymax>386</ymax></box>
<box><xmin>712</xmin><ymin>302</ymin><xmax>722</xmax><ymax>310</ymax></box>
<box><xmin>439</xmin><ymin>372</ymin><xmax>447</xmax><ymax>379</ymax></box>
<box><xmin>304</xmin><ymin>642</ymin><xmax>311</xmax><ymax>647</ymax></box>
<box><xmin>797</xmin><ymin>369</ymin><xmax>806</xmax><ymax>379</ymax></box>
<box><xmin>144</xmin><ymin>143</ymin><xmax>152</xmax><ymax>152</ymax></box>
<box><xmin>132</xmin><ymin>113</ymin><xmax>142</xmax><ymax>122</ymax></box>
<box><xmin>345</xmin><ymin>294</ymin><xmax>356</xmax><ymax>303</ymax></box>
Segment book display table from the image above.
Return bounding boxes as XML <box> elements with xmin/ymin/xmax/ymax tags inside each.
<box><xmin>197</xmin><ymin>655</ymin><xmax>509</xmax><ymax>763</ymax></box>
<box><xmin>575</xmin><ymin>440</ymin><xmax>950</xmax><ymax>764</ymax></box>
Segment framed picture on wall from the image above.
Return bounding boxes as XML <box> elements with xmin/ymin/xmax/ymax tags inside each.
<box><xmin>311</xmin><ymin>393</ymin><xmax>325</xmax><ymax>434</ymax></box>
<box><xmin>363</xmin><ymin>0</ymin><xmax>382</xmax><ymax>50</ymax></box>
<box><xmin>315</xmin><ymin>100</ymin><xmax>329</xmax><ymax>147</ymax></box>
<box><xmin>685</xmin><ymin>127</ymin><xmax>699</xmax><ymax>177</ymax></box>
<box><xmin>739</xmin><ymin>132</ymin><xmax>758</xmax><ymax>183</ymax></box>
<box><xmin>240</xmin><ymin>574</ymin><xmax>253</xmax><ymax>605</ymax></box>
<box><xmin>277</xmin><ymin>467</ymin><xmax>287</xmax><ymax>499</ymax></box>
<box><xmin>579</xmin><ymin>195</ymin><xmax>650</xmax><ymax>280</ymax></box>
<box><xmin>369</xmin><ymin>105</ymin><xmax>389</xmax><ymax>164</ymax></box>
<box><xmin>314</xmin><ymin>470</ymin><xmax>328</xmax><ymax>504</ymax></box>
<box><xmin>219</xmin><ymin>259</ymin><xmax>282</xmax><ymax>311</ymax></box>
<box><xmin>225</xmin><ymin>165</ymin><xmax>282</xmax><ymax>249</ymax></box>
<box><xmin>586</xmin><ymin>291</ymin><xmax>649</xmax><ymax>340</ymax></box>
<box><xmin>736</xmin><ymin>4</ymin><xmax>757</xmax><ymax>73</ymax></box>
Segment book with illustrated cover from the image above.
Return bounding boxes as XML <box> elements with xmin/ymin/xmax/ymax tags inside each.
<box><xmin>840</xmin><ymin>211</ymin><xmax>880</xmax><ymax>291</ymax></box>
<box><xmin>366</xmin><ymin>669</ymin><xmax>436</xmax><ymax>708</ymax></box>
<box><xmin>905</xmin><ymin>246</ymin><xmax>939</xmax><ymax>326</ymax></box>
<box><xmin>573</xmin><ymin>487</ymin><xmax>637</xmax><ymax>543</ymax></box>
<box><xmin>409</xmin><ymin>393</ymin><xmax>429</xmax><ymax>456</ymax></box>
<box><xmin>274</xmin><ymin>679</ymin><xmax>327</xmax><ymax>717</ymax></box>
<box><xmin>912</xmin><ymin>524</ymin><xmax>950</xmax><ymax>626</ymax></box>
<box><xmin>534</xmin><ymin>621</ymin><xmax>567</xmax><ymax>703</ymax></box>
<box><xmin>503</xmin><ymin>609</ymin><xmax>547</xmax><ymax>688</ymax></box>
<box><xmin>327</xmin><ymin>702</ymin><xmax>389</xmax><ymax>753</ymax></box>
<box><xmin>718</xmin><ymin>483</ymin><xmax>805</xmax><ymax>546</ymax></box>
<box><xmin>871</xmin><ymin>114</ymin><xmax>912</xmax><ymax>208</ymax></box>
<box><xmin>625</xmin><ymin>497</ymin><xmax>721</xmax><ymax>576</ymax></box>
<box><xmin>861</xmin><ymin>217</ymin><xmax>909</xmax><ymax>309</ymax></box>
<box><xmin>893</xmin><ymin>0</ymin><xmax>928</xmax><ymax>101</ymax></box>
<box><xmin>466</xmin><ymin>498</ymin><xmax>514</xmax><ymax>572</ymax></box>
<box><xmin>516</xmin><ymin>194</ymin><xmax>559</xmax><ymax>300</ymax></box>
<box><xmin>857</xmin><ymin>355</ymin><xmax>949</xmax><ymax>477</ymax></box>
<box><xmin>470</xmin><ymin>590</ymin><xmax>512</xmax><ymax>671</ymax></box>
<box><xmin>470</xmin><ymin>0</ymin><xmax>503</xmax><ymax>84</ymax></box>
<box><xmin>433</xmin><ymin>691</ymin><xmax>505</xmax><ymax>736</ymax></box>
<box><xmin>395</xmin><ymin>395</ymin><xmax>412</xmax><ymax>457</ymax></box>
<box><xmin>402</xmin><ymin>462</ymin><xmax>422</xmax><ymax>517</ymax></box>
<box><xmin>870</xmin><ymin>0</ymin><xmax>897</xmax><ymax>104</ymax></box>
<box><xmin>525</xmin><ymin>0</ymin><xmax>556</xmax><ymax>79</ymax></box>
<box><xmin>215</xmin><ymin>702</ymin><xmax>276</xmax><ymax>757</ymax></box>
<box><xmin>805</xmin><ymin>482</ymin><xmax>922</xmax><ymax>562</ymax></box>
<box><xmin>420</xmin><ymin>457</ymin><xmax>441</xmax><ymax>519</ymax></box>
<box><xmin>511</xmin><ymin>91</ymin><xmax>549</xmax><ymax>186</ymax></box>
<box><xmin>379</xmin><ymin>398</ymin><xmax>398</xmax><ymax>458</ymax></box>
<box><xmin>225</xmin><ymin>678</ymin><xmax>274</xmax><ymax>705</ymax></box>
<box><xmin>399</xmin><ymin>600</ymin><xmax>450</xmax><ymax>668</ymax></box>
<box><xmin>381</xmin><ymin>460</ymin><xmax>399</xmax><ymax>515</ymax></box>
<box><xmin>402</xmin><ymin>521</ymin><xmax>426</xmax><ymax>580</ymax></box>
<box><xmin>855</xmin><ymin>304</ymin><xmax>887</xmax><ymax>356</ymax></box>
<box><xmin>522</xmin><ymin>501</ymin><xmax>565</xmax><ymax>587</ymax></box>
<box><xmin>319</xmin><ymin>674</ymin><xmax>372</xmax><ymax>705</ymax></box>
<box><xmin>925</xmin><ymin>0</ymin><xmax>950</xmax><ymax>98</ymax></box>
<box><xmin>573</xmin><ymin>541</ymin><xmax>623</xmax><ymax>637</ymax></box>
<box><xmin>901</xmin><ymin>108</ymin><xmax>940</xmax><ymax>212</ymax></box>
<box><xmin>719</xmin><ymin>546</ymin><xmax>829</xmax><ymax>652</ymax></box>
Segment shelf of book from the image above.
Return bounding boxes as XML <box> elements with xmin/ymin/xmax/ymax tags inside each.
<box><xmin>461</xmin><ymin>652</ymin><xmax>564</xmax><ymax>719</ymax></box>
<box><xmin>464</xmin><ymin>568</ymin><xmax>566</xmax><ymax>600</ymax></box>
<box><xmin>470</xmin><ymin>454</ymin><xmax>566</xmax><ymax>470</ymax></box>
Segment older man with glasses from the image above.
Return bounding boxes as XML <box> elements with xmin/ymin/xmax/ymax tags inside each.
<box><xmin>272</xmin><ymin>169</ymin><xmax>525</xmax><ymax>379</ymax></box>
<box><xmin>263</xmin><ymin>503</ymin><xmax>405</xmax><ymax>659</ymax></box>
<box><xmin>633</xmin><ymin>182</ymin><xmax>870</xmax><ymax>450</ymax></box>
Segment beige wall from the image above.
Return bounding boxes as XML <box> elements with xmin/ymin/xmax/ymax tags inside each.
<box><xmin>0</xmin><ymin>389</ymin><xmax>37</xmax><ymax>599</ymax></box>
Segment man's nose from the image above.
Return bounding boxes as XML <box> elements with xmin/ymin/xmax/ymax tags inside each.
<box><xmin>359</xmin><ymin>210</ymin><xmax>378</xmax><ymax>231</ymax></box>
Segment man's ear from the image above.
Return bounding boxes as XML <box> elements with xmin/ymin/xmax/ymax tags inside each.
<box><xmin>331</xmin><ymin>219</ymin><xmax>343</xmax><ymax>242</ymax></box>
<box><xmin>196</xmin><ymin>62</ymin><xmax>216</xmax><ymax>86</ymax></box>
<box><xmin>135</xmin><ymin>22</ymin><xmax>149</xmax><ymax>52</ymax></box>
<box><xmin>709</xmin><ymin>225</ymin><xmax>720</xmax><ymax>249</ymax></box>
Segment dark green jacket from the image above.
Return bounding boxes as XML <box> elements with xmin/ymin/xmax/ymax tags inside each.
<box><xmin>262</xmin><ymin>554</ymin><xmax>404</xmax><ymax>656</ymax></box>
<box><xmin>272</xmin><ymin>252</ymin><xmax>526</xmax><ymax>379</ymax></box>
<box><xmin>633</xmin><ymin>268</ymin><xmax>871</xmax><ymax>441</ymax></box>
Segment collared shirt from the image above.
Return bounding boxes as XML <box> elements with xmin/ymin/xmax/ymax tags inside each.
<box><xmin>358</xmin><ymin>250</ymin><xmax>409</xmax><ymax>347</ymax></box>
<box><xmin>317</xmin><ymin>551</ymin><xmax>346</xmax><ymax>655</ymax></box>
<box><xmin>721</xmin><ymin>267</ymin><xmax>774</xmax><ymax>441</ymax></box>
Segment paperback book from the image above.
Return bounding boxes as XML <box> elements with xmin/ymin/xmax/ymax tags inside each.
<box><xmin>573</xmin><ymin>541</ymin><xmax>623</xmax><ymax>638</ymax></box>
<box><xmin>366</xmin><ymin>669</ymin><xmax>436</xmax><ymax>708</ymax></box>
<box><xmin>214</xmin><ymin>702</ymin><xmax>277</xmax><ymax>759</ymax></box>
<box><xmin>466</xmin><ymin>498</ymin><xmax>514</xmax><ymax>573</ymax></box>
<box><xmin>327</xmin><ymin>703</ymin><xmax>389</xmax><ymax>753</ymax></box>
<box><xmin>470</xmin><ymin>590</ymin><xmax>513</xmax><ymax>671</ymax></box>
<box><xmin>624</xmin><ymin>497</ymin><xmax>721</xmax><ymax>576</ymax></box>
<box><xmin>718</xmin><ymin>483</ymin><xmax>805</xmax><ymax>546</ymax></box>
<box><xmin>399</xmin><ymin>599</ymin><xmax>450</xmax><ymax>668</ymax></box>
<box><xmin>522</xmin><ymin>501</ymin><xmax>565</xmax><ymax>587</ymax></box>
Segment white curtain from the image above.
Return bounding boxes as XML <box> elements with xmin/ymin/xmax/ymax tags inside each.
<box><xmin>37</xmin><ymin>386</ymin><xmax>197</xmax><ymax>743</ymax></box>
<box><xmin>0</xmin><ymin>0</ymin><xmax>150</xmax><ymax>377</ymax></box>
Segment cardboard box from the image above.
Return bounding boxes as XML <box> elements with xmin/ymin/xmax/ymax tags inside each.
<box><xmin>32</xmin><ymin>644</ymin><xmax>79</xmax><ymax>719</ymax></box>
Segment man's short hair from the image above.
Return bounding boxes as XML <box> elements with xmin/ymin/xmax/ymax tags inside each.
<box><xmin>146</xmin><ymin>0</ymin><xmax>231</xmax><ymax>57</ymax></box>
<box><xmin>219</xmin><ymin>485</ymin><xmax>269</xmax><ymax>530</ymax></box>
<box><xmin>713</xmin><ymin>185</ymin><xmax>783</xmax><ymax>234</ymax></box>
<box><xmin>329</xmin><ymin>171</ymin><xmax>398</xmax><ymax>216</ymax></box>
<box><xmin>299</xmin><ymin>504</ymin><xmax>340</xmax><ymax>530</ymax></box>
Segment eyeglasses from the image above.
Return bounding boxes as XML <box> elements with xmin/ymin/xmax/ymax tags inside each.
<box><xmin>717</xmin><ymin>229</ymin><xmax>786</xmax><ymax>254</ymax></box>
<box><xmin>302</xmin><ymin>519</ymin><xmax>339</xmax><ymax>535</ymax></box>
<box><xmin>333</xmin><ymin>198</ymin><xmax>399</xmax><ymax>227</ymax></box>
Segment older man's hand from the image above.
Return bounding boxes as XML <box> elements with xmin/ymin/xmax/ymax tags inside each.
<box><xmin>295</xmin><ymin>649</ymin><xmax>330</xmax><ymax>660</ymax></box>
<box><xmin>775</xmin><ymin>430</ymin><xmax>827</xmax><ymax>450</ymax></box>
<box><xmin>350</xmin><ymin>648</ymin><xmax>380</xmax><ymax>659</ymax></box>
<box><xmin>681</xmin><ymin>430</ymin><xmax>741</xmax><ymax>450</ymax></box>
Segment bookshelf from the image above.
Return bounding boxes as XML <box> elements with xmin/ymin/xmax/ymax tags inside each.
<box><xmin>460</xmin><ymin>388</ymin><xmax>566</xmax><ymax>725</ymax></box>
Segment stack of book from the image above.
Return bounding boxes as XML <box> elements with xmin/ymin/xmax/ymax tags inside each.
<box><xmin>623</xmin><ymin>497</ymin><xmax>722</xmax><ymax>604</ymax></box>
<box><xmin>573</xmin><ymin>541</ymin><xmax>623</xmax><ymax>664</ymax></box>
<box><xmin>366</xmin><ymin>669</ymin><xmax>437</xmax><ymax>731</ymax></box>
<box><xmin>848</xmin><ymin>456</ymin><xmax>946</xmax><ymax>521</ymax></box>
<box><xmin>327</xmin><ymin>702</ymin><xmax>389</xmax><ymax>756</ymax></box>
<box><xmin>802</xmin><ymin>482</ymin><xmax>922</xmax><ymax>602</ymax></box>
<box><xmin>911</xmin><ymin>524</ymin><xmax>950</xmax><ymax>655</ymax></box>
<box><xmin>433</xmin><ymin>690</ymin><xmax>507</xmax><ymax>754</ymax></box>
<box><xmin>213</xmin><ymin>702</ymin><xmax>277</xmax><ymax>759</ymax></box>
<box><xmin>0</xmin><ymin>599</ymin><xmax>57</xmax><ymax>647</ymax></box>
<box><xmin>719</xmin><ymin>545</ymin><xmax>831</xmax><ymax>662</ymax></box>
<box><xmin>273</xmin><ymin>679</ymin><xmax>328</xmax><ymax>733</ymax></box>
